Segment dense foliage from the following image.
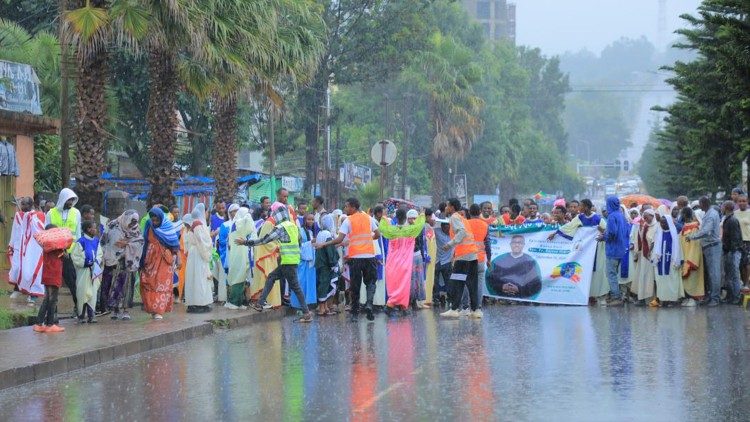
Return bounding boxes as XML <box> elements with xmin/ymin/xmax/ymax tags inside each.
<box><xmin>645</xmin><ymin>0</ymin><xmax>750</xmax><ymax>198</ymax></box>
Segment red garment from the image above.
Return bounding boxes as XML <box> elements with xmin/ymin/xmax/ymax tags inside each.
<box><xmin>502</xmin><ymin>213</ymin><xmax>526</xmax><ymax>225</ymax></box>
<box><xmin>42</xmin><ymin>249</ymin><xmax>64</xmax><ymax>287</ymax></box>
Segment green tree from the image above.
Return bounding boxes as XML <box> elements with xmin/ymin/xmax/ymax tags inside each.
<box><xmin>402</xmin><ymin>32</ymin><xmax>484</xmax><ymax>204</ymax></box>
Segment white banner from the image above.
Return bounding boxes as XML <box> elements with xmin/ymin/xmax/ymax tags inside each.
<box><xmin>486</xmin><ymin>225</ymin><xmax>599</xmax><ymax>305</ymax></box>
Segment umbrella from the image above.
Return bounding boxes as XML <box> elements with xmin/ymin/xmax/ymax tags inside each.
<box><xmin>620</xmin><ymin>194</ymin><xmax>662</xmax><ymax>209</ymax></box>
<box><xmin>659</xmin><ymin>198</ymin><xmax>673</xmax><ymax>208</ymax></box>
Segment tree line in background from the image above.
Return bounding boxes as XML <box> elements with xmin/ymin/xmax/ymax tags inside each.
<box><xmin>1</xmin><ymin>0</ymin><xmax>583</xmax><ymax>207</ymax></box>
<box><xmin>641</xmin><ymin>0</ymin><xmax>750</xmax><ymax>199</ymax></box>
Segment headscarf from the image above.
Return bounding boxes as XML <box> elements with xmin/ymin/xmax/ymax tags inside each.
<box><xmin>117</xmin><ymin>210</ymin><xmax>141</xmax><ymax>239</ymax></box>
<box><xmin>642</xmin><ymin>208</ymin><xmax>656</xmax><ymax>223</ymax></box>
<box><xmin>233</xmin><ymin>207</ymin><xmax>256</xmax><ymax>239</ymax></box>
<box><xmin>227</xmin><ymin>203</ymin><xmax>240</xmax><ymax>214</ymax></box>
<box><xmin>652</xmin><ymin>214</ymin><xmax>682</xmax><ymax>267</ymax></box>
<box><xmin>273</xmin><ymin>205</ymin><xmax>290</xmax><ymax>224</ymax></box>
<box><xmin>145</xmin><ymin>207</ymin><xmax>180</xmax><ymax>248</ymax></box>
<box><xmin>629</xmin><ymin>208</ymin><xmax>641</xmax><ymax>224</ymax></box>
<box><xmin>140</xmin><ymin>206</ymin><xmax>180</xmax><ymax>268</ymax></box>
<box><xmin>656</xmin><ymin>205</ymin><xmax>669</xmax><ymax>218</ymax></box>
<box><xmin>406</xmin><ymin>209</ymin><xmax>419</xmax><ymax>219</ymax></box>
<box><xmin>317</xmin><ymin>213</ymin><xmax>335</xmax><ymax>243</ymax></box>
<box><xmin>553</xmin><ymin>198</ymin><xmax>567</xmax><ymax>208</ymax></box>
<box><xmin>192</xmin><ymin>203</ymin><xmax>206</xmax><ymax>225</ymax></box>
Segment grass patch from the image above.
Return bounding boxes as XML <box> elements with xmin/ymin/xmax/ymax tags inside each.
<box><xmin>210</xmin><ymin>319</ymin><xmax>231</xmax><ymax>329</ymax></box>
<box><xmin>0</xmin><ymin>306</ymin><xmax>36</xmax><ymax>330</ymax></box>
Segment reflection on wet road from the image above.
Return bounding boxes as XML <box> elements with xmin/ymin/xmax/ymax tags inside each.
<box><xmin>1</xmin><ymin>306</ymin><xmax>749</xmax><ymax>420</ymax></box>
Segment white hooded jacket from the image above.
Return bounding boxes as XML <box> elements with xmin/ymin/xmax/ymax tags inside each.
<box><xmin>46</xmin><ymin>188</ymin><xmax>81</xmax><ymax>239</ymax></box>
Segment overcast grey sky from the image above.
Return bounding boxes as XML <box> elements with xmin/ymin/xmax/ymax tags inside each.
<box><xmin>515</xmin><ymin>0</ymin><xmax>703</xmax><ymax>55</ymax></box>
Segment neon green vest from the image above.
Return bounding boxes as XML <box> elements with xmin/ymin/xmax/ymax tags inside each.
<box><xmin>48</xmin><ymin>207</ymin><xmax>81</xmax><ymax>239</ymax></box>
<box><xmin>279</xmin><ymin>221</ymin><xmax>301</xmax><ymax>265</ymax></box>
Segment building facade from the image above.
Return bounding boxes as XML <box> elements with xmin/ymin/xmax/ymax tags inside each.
<box><xmin>462</xmin><ymin>0</ymin><xmax>516</xmax><ymax>44</ymax></box>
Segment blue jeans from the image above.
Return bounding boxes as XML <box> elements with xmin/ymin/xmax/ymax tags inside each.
<box><xmin>723</xmin><ymin>250</ymin><xmax>742</xmax><ymax>300</ymax></box>
<box><xmin>606</xmin><ymin>258</ymin><xmax>621</xmax><ymax>299</ymax></box>
<box><xmin>703</xmin><ymin>244</ymin><xmax>722</xmax><ymax>302</ymax></box>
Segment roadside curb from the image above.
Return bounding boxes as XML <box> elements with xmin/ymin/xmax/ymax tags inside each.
<box><xmin>0</xmin><ymin>308</ymin><xmax>286</xmax><ymax>391</ymax></box>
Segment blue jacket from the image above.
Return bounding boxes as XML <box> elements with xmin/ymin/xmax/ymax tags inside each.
<box><xmin>604</xmin><ymin>196</ymin><xmax>630</xmax><ymax>258</ymax></box>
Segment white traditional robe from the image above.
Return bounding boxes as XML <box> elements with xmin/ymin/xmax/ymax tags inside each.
<box><xmin>227</xmin><ymin>212</ymin><xmax>256</xmax><ymax>286</ymax></box>
<box><xmin>71</xmin><ymin>237</ymin><xmax>103</xmax><ymax>315</ymax></box>
<box><xmin>185</xmin><ymin>223</ymin><xmax>214</xmax><ymax>307</ymax></box>
<box><xmin>9</xmin><ymin>211</ymin><xmax>46</xmax><ymax>296</ymax></box>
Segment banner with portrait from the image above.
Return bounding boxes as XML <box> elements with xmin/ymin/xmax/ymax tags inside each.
<box><xmin>485</xmin><ymin>224</ymin><xmax>599</xmax><ymax>306</ymax></box>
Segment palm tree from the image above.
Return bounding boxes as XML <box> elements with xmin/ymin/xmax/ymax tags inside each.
<box><xmin>63</xmin><ymin>0</ymin><xmax>149</xmax><ymax>208</ymax></box>
<box><xmin>186</xmin><ymin>0</ymin><xmax>325</xmax><ymax>204</ymax></box>
<box><xmin>402</xmin><ymin>33</ymin><xmax>484</xmax><ymax>204</ymax></box>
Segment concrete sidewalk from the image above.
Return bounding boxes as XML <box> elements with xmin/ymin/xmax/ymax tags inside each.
<box><xmin>0</xmin><ymin>301</ymin><xmax>286</xmax><ymax>391</ymax></box>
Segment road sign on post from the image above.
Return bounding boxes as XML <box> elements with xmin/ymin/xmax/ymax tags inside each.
<box><xmin>371</xmin><ymin>140</ymin><xmax>397</xmax><ymax>200</ymax></box>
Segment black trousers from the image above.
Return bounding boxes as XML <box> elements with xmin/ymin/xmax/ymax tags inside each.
<box><xmin>449</xmin><ymin>259</ymin><xmax>479</xmax><ymax>311</ymax></box>
<box><xmin>433</xmin><ymin>261</ymin><xmax>452</xmax><ymax>300</ymax></box>
<box><xmin>62</xmin><ymin>254</ymin><xmax>77</xmax><ymax>311</ymax></box>
<box><xmin>260</xmin><ymin>264</ymin><xmax>308</xmax><ymax>312</ymax></box>
<box><xmin>37</xmin><ymin>286</ymin><xmax>59</xmax><ymax>326</ymax></box>
<box><xmin>348</xmin><ymin>257</ymin><xmax>377</xmax><ymax>314</ymax></box>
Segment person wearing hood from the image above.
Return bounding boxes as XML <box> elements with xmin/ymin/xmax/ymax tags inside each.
<box><xmin>315</xmin><ymin>213</ymin><xmax>339</xmax><ymax>315</ymax></box>
<box><xmin>9</xmin><ymin>197</ymin><xmax>46</xmax><ymax>301</ymax></box>
<box><xmin>100</xmin><ymin>210</ymin><xmax>144</xmax><ymax>320</ymax></box>
<box><xmin>625</xmin><ymin>208</ymin><xmax>642</xmax><ymax>295</ymax></box>
<box><xmin>652</xmin><ymin>214</ymin><xmax>684</xmax><ymax>307</ymax></box>
<box><xmin>213</xmin><ymin>203</ymin><xmax>240</xmax><ymax>305</ymax></box>
<box><xmin>226</xmin><ymin>207</ymin><xmax>255</xmax><ymax>309</ymax></box>
<box><xmin>183</xmin><ymin>205</ymin><xmax>215</xmax><ymax>313</ymax></box>
<box><xmin>633</xmin><ymin>209</ymin><xmax>658</xmax><ymax>306</ymax></box>
<box><xmin>249</xmin><ymin>202</ymin><xmax>284</xmax><ymax>309</ymax></box>
<box><xmin>140</xmin><ymin>207</ymin><xmax>181</xmax><ymax>319</ymax></box>
<box><xmin>236</xmin><ymin>204</ymin><xmax>314</xmax><ymax>323</ymax></box>
<box><xmin>600</xmin><ymin>196</ymin><xmax>630</xmax><ymax>306</ymax></box>
<box><xmin>47</xmin><ymin>188</ymin><xmax>82</xmax><ymax>315</ymax></box>
<box><xmin>71</xmin><ymin>220</ymin><xmax>103</xmax><ymax>323</ymax></box>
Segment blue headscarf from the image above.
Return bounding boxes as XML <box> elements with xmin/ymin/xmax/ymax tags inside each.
<box><xmin>140</xmin><ymin>207</ymin><xmax>181</xmax><ymax>269</ymax></box>
<box><xmin>145</xmin><ymin>206</ymin><xmax>180</xmax><ymax>247</ymax></box>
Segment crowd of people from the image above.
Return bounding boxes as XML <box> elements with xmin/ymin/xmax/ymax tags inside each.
<box><xmin>7</xmin><ymin>185</ymin><xmax>750</xmax><ymax>333</ymax></box>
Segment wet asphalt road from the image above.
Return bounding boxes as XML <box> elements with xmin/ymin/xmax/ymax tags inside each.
<box><xmin>1</xmin><ymin>305</ymin><xmax>749</xmax><ymax>421</ymax></box>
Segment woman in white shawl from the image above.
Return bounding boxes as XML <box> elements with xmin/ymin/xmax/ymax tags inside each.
<box><xmin>623</xmin><ymin>208</ymin><xmax>641</xmax><ymax>299</ymax></box>
<box><xmin>633</xmin><ymin>209</ymin><xmax>658</xmax><ymax>306</ymax></box>
<box><xmin>651</xmin><ymin>214</ymin><xmax>684</xmax><ymax>306</ymax></box>
<box><xmin>225</xmin><ymin>207</ymin><xmax>255</xmax><ymax>309</ymax></box>
<box><xmin>183</xmin><ymin>205</ymin><xmax>214</xmax><ymax>313</ymax></box>
<box><xmin>100</xmin><ymin>210</ymin><xmax>144</xmax><ymax>320</ymax></box>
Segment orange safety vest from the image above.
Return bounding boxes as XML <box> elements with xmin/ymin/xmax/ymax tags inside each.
<box><xmin>346</xmin><ymin>212</ymin><xmax>375</xmax><ymax>258</ymax></box>
<box><xmin>449</xmin><ymin>214</ymin><xmax>477</xmax><ymax>259</ymax></box>
<box><xmin>468</xmin><ymin>218</ymin><xmax>489</xmax><ymax>263</ymax></box>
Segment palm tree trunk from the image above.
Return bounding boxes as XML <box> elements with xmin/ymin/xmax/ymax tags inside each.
<box><xmin>59</xmin><ymin>0</ymin><xmax>71</xmax><ymax>189</ymax></box>
<box><xmin>212</xmin><ymin>97</ymin><xmax>238</xmax><ymax>204</ymax></box>
<box><xmin>72</xmin><ymin>50</ymin><xmax>108</xmax><ymax>209</ymax></box>
<box><xmin>146</xmin><ymin>48</ymin><xmax>179</xmax><ymax>207</ymax></box>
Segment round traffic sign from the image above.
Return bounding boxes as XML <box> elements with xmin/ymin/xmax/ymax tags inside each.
<box><xmin>370</xmin><ymin>140</ymin><xmax>398</xmax><ymax>166</ymax></box>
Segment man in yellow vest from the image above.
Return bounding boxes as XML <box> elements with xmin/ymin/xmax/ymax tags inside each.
<box><xmin>46</xmin><ymin>188</ymin><xmax>82</xmax><ymax>316</ymax></box>
<box><xmin>316</xmin><ymin>197</ymin><xmax>380</xmax><ymax>321</ymax></box>
<box><xmin>440</xmin><ymin>198</ymin><xmax>480</xmax><ymax>318</ymax></box>
<box><xmin>235</xmin><ymin>204</ymin><xmax>313</xmax><ymax>323</ymax></box>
